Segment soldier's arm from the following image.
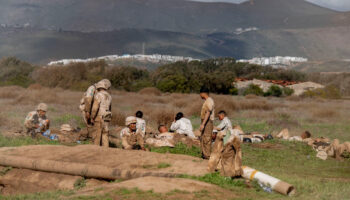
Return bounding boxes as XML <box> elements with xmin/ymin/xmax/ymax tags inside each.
<box><xmin>90</xmin><ymin>95</ymin><xmax>101</xmax><ymax>120</ymax></box>
<box><xmin>84</xmin><ymin>96</ymin><xmax>93</xmax><ymax>113</ymax></box>
<box><xmin>24</xmin><ymin>114</ymin><xmax>36</xmax><ymax>129</ymax></box>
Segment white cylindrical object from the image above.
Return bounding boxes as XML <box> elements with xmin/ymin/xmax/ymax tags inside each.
<box><xmin>242</xmin><ymin>166</ymin><xmax>295</xmax><ymax>196</ymax></box>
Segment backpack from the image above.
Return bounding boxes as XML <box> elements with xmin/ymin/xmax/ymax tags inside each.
<box><xmin>79</xmin><ymin>84</ymin><xmax>97</xmax><ymax>112</ymax></box>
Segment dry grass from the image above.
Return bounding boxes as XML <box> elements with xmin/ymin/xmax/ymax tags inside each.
<box><xmin>138</xmin><ymin>87</ymin><xmax>162</xmax><ymax>96</ymax></box>
<box><xmin>0</xmin><ymin>86</ymin><xmax>349</xmax><ymax>141</ymax></box>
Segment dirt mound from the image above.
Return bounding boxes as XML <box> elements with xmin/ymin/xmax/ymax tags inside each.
<box><xmin>0</xmin><ymin>145</ymin><xmax>208</xmax><ymax>177</ymax></box>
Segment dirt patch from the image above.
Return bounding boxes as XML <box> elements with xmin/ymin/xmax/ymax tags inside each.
<box><xmin>75</xmin><ymin>176</ymin><xmax>237</xmax><ymax>199</ymax></box>
<box><xmin>0</xmin><ymin>168</ymin><xmax>81</xmax><ymax>195</ymax></box>
<box><xmin>0</xmin><ymin>167</ymin><xmax>107</xmax><ymax>195</ymax></box>
<box><xmin>0</xmin><ymin>145</ymin><xmax>208</xmax><ymax>177</ymax></box>
<box><xmin>250</xmin><ymin>143</ymin><xmax>283</xmax><ymax>150</ymax></box>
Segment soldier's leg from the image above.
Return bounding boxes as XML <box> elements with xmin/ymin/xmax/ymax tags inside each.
<box><xmin>101</xmin><ymin>122</ymin><xmax>109</xmax><ymax>147</ymax></box>
<box><xmin>201</xmin><ymin>121</ymin><xmax>213</xmax><ymax>159</ymax></box>
<box><xmin>92</xmin><ymin>120</ymin><xmax>102</xmax><ymax>146</ymax></box>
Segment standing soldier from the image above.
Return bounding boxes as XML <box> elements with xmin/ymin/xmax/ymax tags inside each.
<box><xmin>79</xmin><ymin>79</ymin><xmax>111</xmax><ymax>138</ymax></box>
<box><xmin>90</xmin><ymin>79</ymin><xmax>112</xmax><ymax>147</ymax></box>
<box><xmin>24</xmin><ymin>103</ymin><xmax>50</xmax><ymax>138</ymax></box>
<box><xmin>199</xmin><ymin>86</ymin><xmax>215</xmax><ymax>159</ymax></box>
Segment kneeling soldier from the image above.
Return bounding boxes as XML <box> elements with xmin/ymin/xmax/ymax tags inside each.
<box><xmin>24</xmin><ymin>103</ymin><xmax>50</xmax><ymax>138</ymax></box>
<box><xmin>120</xmin><ymin>116</ymin><xmax>145</xmax><ymax>150</ymax></box>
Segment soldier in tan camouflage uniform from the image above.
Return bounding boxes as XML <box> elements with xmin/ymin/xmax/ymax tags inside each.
<box><xmin>90</xmin><ymin>79</ymin><xmax>112</xmax><ymax>147</ymax></box>
<box><xmin>120</xmin><ymin>116</ymin><xmax>145</xmax><ymax>150</ymax></box>
<box><xmin>199</xmin><ymin>86</ymin><xmax>215</xmax><ymax>159</ymax></box>
<box><xmin>24</xmin><ymin>103</ymin><xmax>50</xmax><ymax>138</ymax></box>
<box><xmin>79</xmin><ymin>79</ymin><xmax>111</xmax><ymax>138</ymax></box>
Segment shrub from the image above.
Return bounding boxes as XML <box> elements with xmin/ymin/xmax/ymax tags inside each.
<box><xmin>283</xmin><ymin>87</ymin><xmax>294</xmax><ymax>96</ymax></box>
<box><xmin>243</xmin><ymin>84</ymin><xmax>264</xmax><ymax>96</ymax></box>
<box><xmin>301</xmin><ymin>85</ymin><xmax>342</xmax><ymax>99</ymax></box>
<box><xmin>264</xmin><ymin>85</ymin><xmax>283</xmax><ymax>97</ymax></box>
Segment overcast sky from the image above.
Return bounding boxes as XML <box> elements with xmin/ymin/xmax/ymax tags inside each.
<box><xmin>189</xmin><ymin>0</ymin><xmax>350</xmax><ymax>11</ymax></box>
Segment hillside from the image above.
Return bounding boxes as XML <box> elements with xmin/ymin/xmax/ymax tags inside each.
<box><xmin>0</xmin><ymin>0</ymin><xmax>343</xmax><ymax>33</ymax></box>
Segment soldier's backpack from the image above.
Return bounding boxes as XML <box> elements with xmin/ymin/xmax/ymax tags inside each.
<box><xmin>79</xmin><ymin>84</ymin><xmax>97</xmax><ymax>113</ymax></box>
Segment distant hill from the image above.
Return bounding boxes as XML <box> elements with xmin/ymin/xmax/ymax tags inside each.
<box><xmin>1</xmin><ymin>0</ymin><xmax>350</xmax><ymax>64</ymax></box>
<box><xmin>0</xmin><ymin>0</ymin><xmax>344</xmax><ymax>33</ymax></box>
<box><xmin>2</xmin><ymin>25</ymin><xmax>350</xmax><ymax>64</ymax></box>
<box><xmin>292</xmin><ymin>60</ymin><xmax>350</xmax><ymax>73</ymax></box>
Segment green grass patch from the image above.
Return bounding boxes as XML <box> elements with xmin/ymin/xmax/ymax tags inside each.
<box><xmin>0</xmin><ymin>134</ymin><xmax>60</xmax><ymax>147</ymax></box>
<box><xmin>0</xmin><ymin>167</ymin><xmax>12</xmax><ymax>176</ymax></box>
<box><xmin>157</xmin><ymin>162</ymin><xmax>171</xmax><ymax>169</ymax></box>
<box><xmin>74</xmin><ymin>178</ymin><xmax>86</xmax><ymax>190</ymax></box>
<box><xmin>179</xmin><ymin>172</ymin><xmax>245</xmax><ymax>189</ymax></box>
<box><xmin>54</xmin><ymin>114</ymin><xmax>85</xmax><ymax>128</ymax></box>
<box><xmin>150</xmin><ymin>142</ymin><xmax>201</xmax><ymax>158</ymax></box>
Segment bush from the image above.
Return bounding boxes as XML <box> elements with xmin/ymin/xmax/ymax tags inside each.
<box><xmin>243</xmin><ymin>84</ymin><xmax>264</xmax><ymax>96</ymax></box>
<box><xmin>301</xmin><ymin>85</ymin><xmax>342</xmax><ymax>99</ymax></box>
<box><xmin>264</xmin><ymin>85</ymin><xmax>282</xmax><ymax>97</ymax></box>
<box><xmin>283</xmin><ymin>87</ymin><xmax>294</xmax><ymax>96</ymax></box>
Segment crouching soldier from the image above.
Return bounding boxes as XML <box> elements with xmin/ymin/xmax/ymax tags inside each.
<box><xmin>90</xmin><ymin>79</ymin><xmax>112</xmax><ymax>147</ymax></box>
<box><xmin>24</xmin><ymin>103</ymin><xmax>50</xmax><ymax>138</ymax></box>
<box><xmin>120</xmin><ymin>116</ymin><xmax>145</xmax><ymax>150</ymax></box>
<box><xmin>208</xmin><ymin>132</ymin><xmax>242</xmax><ymax>177</ymax></box>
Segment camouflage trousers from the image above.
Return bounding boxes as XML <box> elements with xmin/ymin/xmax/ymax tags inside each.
<box><xmin>200</xmin><ymin>120</ymin><xmax>213</xmax><ymax>159</ymax></box>
<box><xmin>208</xmin><ymin>132</ymin><xmax>243</xmax><ymax>177</ymax></box>
<box><xmin>122</xmin><ymin>134</ymin><xmax>144</xmax><ymax>150</ymax></box>
<box><xmin>91</xmin><ymin>117</ymin><xmax>109</xmax><ymax>147</ymax></box>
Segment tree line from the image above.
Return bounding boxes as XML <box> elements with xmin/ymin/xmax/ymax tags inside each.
<box><xmin>0</xmin><ymin>57</ymin><xmax>307</xmax><ymax>95</ymax></box>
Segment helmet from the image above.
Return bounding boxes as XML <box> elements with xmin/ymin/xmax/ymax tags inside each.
<box><xmin>60</xmin><ymin>124</ymin><xmax>72</xmax><ymax>132</ymax></box>
<box><xmin>96</xmin><ymin>79</ymin><xmax>111</xmax><ymax>90</ymax></box>
<box><xmin>125</xmin><ymin>116</ymin><xmax>137</xmax><ymax>126</ymax></box>
<box><xmin>37</xmin><ymin>103</ymin><xmax>48</xmax><ymax>112</ymax></box>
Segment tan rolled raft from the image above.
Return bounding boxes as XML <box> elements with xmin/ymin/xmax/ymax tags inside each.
<box><xmin>0</xmin><ymin>155</ymin><xmax>179</xmax><ymax>180</ymax></box>
<box><xmin>242</xmin><ymin>166</ymin><xmax>295</xmax><ymax>196</ymax></box>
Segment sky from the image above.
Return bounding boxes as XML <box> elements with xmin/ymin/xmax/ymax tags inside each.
<box><xmin>189</xmin><ymin>0</ymin><xmax>350</xmax><ymax>11</ymax></box>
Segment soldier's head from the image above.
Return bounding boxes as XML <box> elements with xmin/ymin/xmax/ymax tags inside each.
<box><xmin>125</xmin><ymin>116</ymin><xmax>137</xmax><ymax>131</ymax></box>
<box><xmin>96</xmin><ymin>79</ymin><xmax>111</xmax><ymax>91</ymax></box>
<box><xmin>175</xmin><ymin>112</ymin><xmax>184</xmax><ymax>121</ymax></box>
<box><xmin>135</xmin><ymin>111</ymin><xmax>143</xmax><ymax>119</ymax></box>
<box><xmin>158</xmin><ymin>124</ymin><xmax>168</xmax><ymax>133</ymax></box>
<box><xmin>36</xmin><ymin>103</ymin><xmax>48</xmax><ymax>117</ymax></box>
<box><xmin>199</xmin><ymin>86</ymin><xmax>209</xmax><ymax>100</ymax></box>
<box><xmin>218</xmin><ymin>110</ymin><xmax>226</xmax><ymax>120</ymax></box>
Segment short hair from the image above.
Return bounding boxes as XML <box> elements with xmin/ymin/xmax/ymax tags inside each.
<box><xmin>304</xmin><ymin>131</ymin><xmax>311</xmax><ymax>138</ymax></box>
<box><xmin>200</xmin><ymin>86</ymin><xmax>209</xmax><ymax>94</ymax></box>
<box><xmin>218</xmin><ymin>110</ymin><xmax>226</xmax><ymax>115</ymax></box>
<box><xmin>175</xmin><ymin>112</ymin><xmax>184</xmax><ymax>121</ymax></box>
<box><xmin>158</xmin><ymin>124</ymin><xmax>166</xmax><ymax>131</ymax></box>
<box><xmin>135</xmin><ymin>111</ymin><xmax>143</xmax><ymax>118</ymax></box>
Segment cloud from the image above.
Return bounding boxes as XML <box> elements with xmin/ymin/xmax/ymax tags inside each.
<box><xmin>306</xmin><ymin>0</ymin><xmax>350</xmax><ymax>11</ymax></box>
<box><xmin>188</xmin><ymin>0</ymin><xmax>350</xmax><ymax>11</ymax></box>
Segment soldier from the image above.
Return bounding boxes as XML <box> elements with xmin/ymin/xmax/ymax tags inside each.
<box><xmin>213</xmin><ymin>110</ymin><xmax>233</xmax><ymax>143</ymax></box>
<box><xmin>135</xmin><ymin>111</ymin><xmax>146</xmax><ymax>137</ymax></box>
<box><xmin>24</xmin><ymin>103</ymin><xmax>50</xmax><ymax>138</ymax></box>
<box><xmin>170</xmin><ymin>112</ymin><xmax>196</xmax><ymax>139</ymax></box>
<box><xmin>146</xmin><ymin>125</ymin><xmax>175</xmax><ymax>148</ymax></box>
<box><xmin>79</xmin><ymin>79</ymin><xmax>111</xmax><ymax>137</ymax></box>
<box><xmin>90</xmin><ymin>79</ymin><xmax>112</xmax><ymax>147</ymax></box>
<box><xmin>120</xmin><ymin>116</ymin><xmax>145</xmax><ymax>150</ymax></box>
<box><xmin>199</xmin><ymin>86</ymin><xmax>215</xmax><ymax>159</ymax></box>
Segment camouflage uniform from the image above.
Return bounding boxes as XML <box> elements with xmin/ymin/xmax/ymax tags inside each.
<box><xmin>120</xmin><ymin>127</ymin><xmax>145</xmax><ymax>150</ymax></box>
<box><xmin>200</xmin><ymin>97</ymin><xmax>215</xmax><ymax>159</ymax></box>
<box><xmin>90</xmin><ymin>80</ymin><xmax>112</xmax><ymax>147</ymax></box>
<box><xmin>24</xmin><ymin>103</ymin><xmax>50</xmax><ymax>137</ymax></box>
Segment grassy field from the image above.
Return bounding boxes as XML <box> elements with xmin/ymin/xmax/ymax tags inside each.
<box><xmin>0</xmin><ymin>86</ymin><xmax>349</xmax><ymax>199</ymax></box>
